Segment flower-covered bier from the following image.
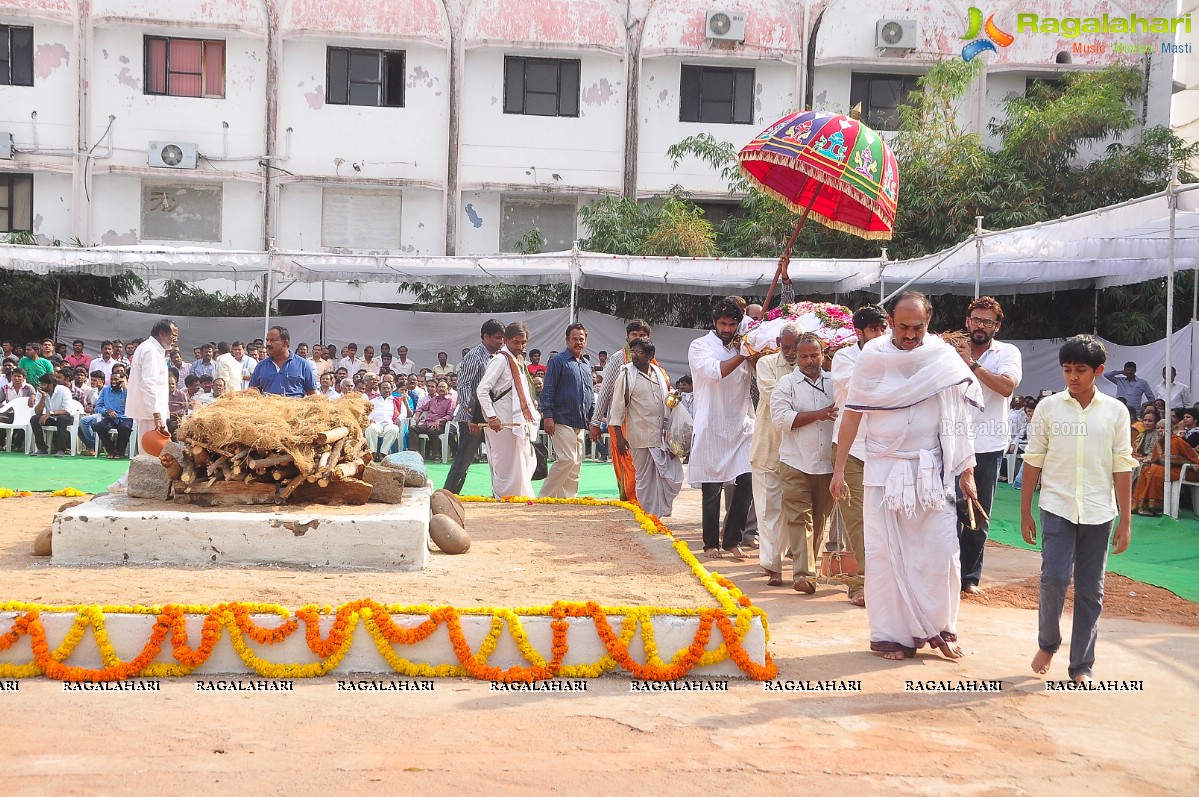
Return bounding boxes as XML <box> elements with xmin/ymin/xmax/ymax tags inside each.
<box><xmin>742</xmin><ymin>301</ymin><xmax>856</xmax><ymax>356</ymax></box>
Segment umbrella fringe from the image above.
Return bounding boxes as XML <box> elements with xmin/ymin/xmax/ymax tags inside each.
<box><xmin>737</xmin><ymin>152</ymin><xmax>895</xmax><ymax>241</ymax></box>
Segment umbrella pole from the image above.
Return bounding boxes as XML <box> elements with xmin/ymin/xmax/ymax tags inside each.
<box><xmin>763</xmin><ymin>183</ymin><xmax>823</xmax><ymax>310</ymax></box>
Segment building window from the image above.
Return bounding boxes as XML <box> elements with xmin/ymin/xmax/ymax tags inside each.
<box><xmin>145</xmin><ymin>36</ymin><xmax>225</xmax><ymax>98</ymax></box>
<box><xmin>141</xmin><ymin>183</ymin><xmax>222</xmax><ymax>242</ymax></box>
<box><xmin>326</xmin><ymin>48</ymin><xmax>405</xmax><ymax>108</ymax></box>
<box><xmin>680</xmin><ymin>65</ymin><xmax>754</xmax><ymax>125</ymax></box>
<box><xmin>0</xmin><ymin>173</ymin><xmax>34</xmax><ymax>233</ymax></box>
<box><xmin>321</xmin><ymin>190</ymin><xmax>402</xmax><ymax>250</ymax></box>
<box><xmin>499</xmin><ymin>197</ymin><xmax>577</xmax><ymax>253</ymax></box>
<box><xmin>849</xmin><ymin>73</ymin><xmax>919</xmax><ymax>132</ymax></box>
<box><xmin>503</xmin><ymin>56</ymin><xmax>580</xmax><ymax>117</ymax></box>
<box><xmin>0</xmin><ymin>24</ymin><xmax>34</xmax><ymax>86</ymax></box>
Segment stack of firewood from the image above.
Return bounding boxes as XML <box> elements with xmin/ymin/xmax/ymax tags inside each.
<box><xmin>162</xmin><ymin>424</ymin><xmax>375</xmax><ymax>506</ymax></box>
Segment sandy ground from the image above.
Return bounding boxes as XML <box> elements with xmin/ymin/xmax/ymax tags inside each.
<box><xmin>2</xmin><ymin>488</ymin><xmax>1197</xmax><ymax>796</ymax></box>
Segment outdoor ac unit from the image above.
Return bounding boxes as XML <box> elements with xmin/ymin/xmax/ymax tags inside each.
<box><xmin>876</xmin><ymin>19</ymin><xmax>918</xmax><ymax>51</ymax></box>
<box><xmin>705</xmin><ymin>10</ymin><xmax>746</xmax><ymax>42</ymax></box>
<box><xmin>148</xmin><ymin>141</ymin><xmax>198</xmax><ymax>169</ymax></box>
<box><xmin>0</xmin><ymin>132</ymin><xmax>12</xmax><ymax>160</ymax></box>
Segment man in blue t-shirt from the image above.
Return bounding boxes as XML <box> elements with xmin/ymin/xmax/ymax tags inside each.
<box><xmin>248</xmin><ymin>326</ymin><xmax>317</xmax><ymax>398</ymax></box>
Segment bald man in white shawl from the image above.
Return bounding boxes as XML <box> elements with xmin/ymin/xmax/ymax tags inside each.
<box><xmin>831</xmin><ymin>293</ymin><xmax>981</xmax><ymax>661</ymax></box>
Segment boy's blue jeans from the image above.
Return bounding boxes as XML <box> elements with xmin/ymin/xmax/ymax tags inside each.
<box><xmin>1038</xmin><ymin>510</ymin><xmax>1112</xmax><ymax>680</ymax></box>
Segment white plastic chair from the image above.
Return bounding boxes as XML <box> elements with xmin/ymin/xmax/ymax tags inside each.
<box><xmin>1171</xmin><ymin>464</ymin><xmax>1199</xmax><ymax>516</ymax></box>
<box><xmin>0</xmin><ymin>398</ymin><xmax>35</xmax><ymax>453</ymax></box>
<box><xmin>93</xmin><ymin>422</ymin><xmax>138</xmax><ymax>458</ymax></box>
<box><xmin>32</xmin><ymin>410</ymin><xmax>82</xmax><ymax>456</ymax></box>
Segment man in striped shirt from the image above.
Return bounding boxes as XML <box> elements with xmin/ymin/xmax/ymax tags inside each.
<box><xmin>442</xmin><ymin>319</ymin><xmax>506</xmax><ymax>494</ymax></box>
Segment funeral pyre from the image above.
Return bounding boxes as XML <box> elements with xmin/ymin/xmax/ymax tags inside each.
<box><xmin>165</xmin><ymin>391</ymin><xmax>374</xmax><ymax>506</ymax></box>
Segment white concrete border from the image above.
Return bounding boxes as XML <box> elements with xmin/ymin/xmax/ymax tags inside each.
<box><xmin>0</xmin><ymin>610</ymin><xmax>768</xmax><ymax>678</ymax></box>
<box><xmin>51</xmin><ymin>490</ymin><xmax>431</xmax><ymax>570</ymax></box>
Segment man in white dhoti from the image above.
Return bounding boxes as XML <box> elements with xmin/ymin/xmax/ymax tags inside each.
<box><xmin>477</xmin><ymin>322</ymin><xmax>540</xmax><ymax>499</ymax></box>
<box><xmin>830</xmin><ymin>305</ymin><xmax>889</xmax><ymax>607</ymax></box>
<box><xmin>750</xmin><ymin>324</ymin><xmax>798</xmax><ymax>583</ymax></box>
<box><xmin>831</xmin><ymin>293</ymin><xmax>980</xmax><ymax>661</ymax></box>
<box><xmin>688</xmin><ymin>298</ymin><xmax>759</xmax><ymax>559</ymax></box>
<box><xmin>609</xmin><ymin>337</ymin><xmax>682</xmax><ymax>519</ymax></box>
<box><xmin>112</xmin><ymin>318</ymin><xmax>178</xmax><ymax>492</ymax></box>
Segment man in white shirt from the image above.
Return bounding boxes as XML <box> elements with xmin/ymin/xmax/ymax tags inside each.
<box><xmin>687</xmin><ymin>298</ymin><xmax>759</xmax><ymax>560</ymax></box>
<box><xmin>749</xmin><ymin>324</ymin><xmax>798</xmax><ymax>585</ymax></box>
<box><xmin>214</xmin><ymin>341</ymin><xmax>243</xmax><ymax>393</ymax></box>
<box><xmin>361</xmin><ymin>345</ymin><xmax>382</xmax><ymax>375</ymax></box>
<box><xmin>93</xmin><ymin>340</ymin><xmax>119</xmax><ymax>385</ymax></box>
<box><xmin>393</xmin><ymin>346</ymin><xmax>415</xmax><ymax>376</ymax></box>
<box><xmin>1153</xmin><ymin>366</ymin><xmax>1189</xmax><ymax>410</ymax></box>
<box><xmin>112</xmin><ymin>318</ymin><xmax>177</xmax><ymax>490</ymax></box>
<box><xmin>771</xmin><ymin>331</ymin><xmax>837</xmax><ymax>594</ymax></box>
<box><xmin>362</xmin><ymin>373</ymin><xmax>400</xmax><ymax>456</ymax></box>
<box><xmin>28</xmin><ymin>373</ymin><xmax>76</xmax><ymax>456</ymax></box>
<box><xmin>432</xmin><ymin>351</ymin><xmax>456</xmax><ymax>376</ymax></box>
<box><xmin>830</xmin><ymin>304</ymin><xmax>889</xmax><ymax>606</ymax></box>
<box><xmin>319</xmin><ymin>372</ymin><xmax>339</xmax><ymax>400</ymax></box>
<box><xmin>338</xmin><ymin>343</ymin><xmax>362</xmax><ymax>374</ymax></box>
<box><xmin>950</xmin><ymin>297</ymin><xmax>1022</xmax><ymax>596</ymax></box>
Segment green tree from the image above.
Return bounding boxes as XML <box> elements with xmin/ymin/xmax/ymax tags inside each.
<box><xmin>122</xmin><ymin>279</ymin><xmax>264</xmax><ymax>317</ymax></box>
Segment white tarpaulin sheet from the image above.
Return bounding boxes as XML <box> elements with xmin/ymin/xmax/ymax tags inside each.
<box><xmin>57</xmin><ymin>299</ymin><xmax>322</xmax><ymax>357</ymax></box>
<box><xmin>881</xmin><ymin>187</ymin><xmax>1199</xmax><ymax>294</ymax></box>
<box><xmin>0</xmin><ymin>244</ymin><xmax>271</xmax><ymax>280</ymax></box>
<box><xmin>574</xmin><ymin>252</ymin><xmax>880</xmax><ymax>295</ymax></box>
<box><xmin>278</xmin><ymin>250</ymin><xmax>574</xmax><ymax>286</ymax></box>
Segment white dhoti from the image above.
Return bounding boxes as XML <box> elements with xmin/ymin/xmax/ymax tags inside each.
<box><xmin>631</xmin><ymin>446</ymin><xmax>683</xmax><ymax>518</ymax></box>
<box><xmin>485</xmin><ymin>427</ymin><xmax>536</xmax><ymax>498</ymax></box>
<box><xmin>752</xmin><ymin>463</ymin><xmax>785</xmax><ymax>572</ymax></box>
<box><xmin>539</xmin><ymin>424</ymin><xmax>584</xmax><ymax>499</ymax></box>
<box><xmin>364</xmin><ymin>421</ymin><xmax>399</xmax><ymax>454</ymax></box>
<box><xmin>864</xmin><ymin>479</ymin><xmax>960</xmax><ymax>653</ymax></box>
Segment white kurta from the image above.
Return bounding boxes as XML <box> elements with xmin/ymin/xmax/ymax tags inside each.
<box><xmin>750</xmin><ymin>353</ymin><xmax>795</xmax><ymax>572</ymax></box>
<box><xmin>125</xmin><ymin>337</ymin><xmax>168</xmax><ymax>424</ymax></box>
<box><xmin>477</xmin><ymin>347</ymin><xmax>540</xmax><ymax>499</ymax></box>
<box><xmin>686</xmin><ymin>331</ymin><xmax>753</xmax><ymax>486</ymax></box>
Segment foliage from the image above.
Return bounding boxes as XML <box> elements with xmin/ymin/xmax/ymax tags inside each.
<box><xmin>514</xmin><ymin>228</ymin><xmax>545</xmax><ymax>255</ymax></box>
<box><xmin>121</xmin><ymin>279</ymin><xmax>265</xmax><ymax>317</ymax></box>
<box><xmin>0</xmin><ymin>268</ymin><xmax>143</xmax><ymax>345</ymax></box>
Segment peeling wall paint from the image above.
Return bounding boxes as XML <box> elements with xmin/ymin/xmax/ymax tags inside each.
<box><xmin>464</xmin><ymin>204</ymin><xmax>483</xmax><ymax>228</ymax></box>
<box><xmin>33</xmin><ymin>42</ymin><xmax>69</xmax><ymax>79</ymax></box>
<box><xmin>464</xmin><ymin>0</ymin><xmax>623</xmax><ymax>48</ymax></box>
<box><xmin>101</xmin><ymin>229</ymin><xmax>139</xmax><ymax>246</ymax></box>
<box><xmin>283</xmin><ymin>0</ymin><xmax>449</xmax><ymax>40</ymax></box>
<box><xmin>641</xmin><ymin>1</ymin><xmax>798</xmax><ymax>53</ymax></box>
<box><xmin>304</xmin><ymin>86</ymin><xmax>325</xmax><ymax>109</ymax></box>
<box><xmin>116</xmin><ymin>65</ymin><xmax>140</xmax><ymax>90</ymax></box>
<box><xmin>0</xmin><ymin>0</ymin><xmax>72</xmax><ymax>15</ymax></box>
<box><xmin>407</xmin><ymin>66</ymin><xmax>436</xmax><ymax>90</ymax></box>
<box><xmin>582</xmin><ymin>78</ymin><xmax>614</xmax><ymax>106</ymax></box>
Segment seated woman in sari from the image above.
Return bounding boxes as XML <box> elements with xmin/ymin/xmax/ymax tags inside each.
<box><xmin>1131</xmin><ymin>409</ymin><xmax>1160</xmax><ymax>485</ymax></box>
<box><xmin>1132</xmin><ymin>419</ymin><xmax>1199</xmax><ymax>516</ymax></box>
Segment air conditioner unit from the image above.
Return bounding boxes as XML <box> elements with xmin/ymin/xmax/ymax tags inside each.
<box><xmin>876</xmin><ymin>19</ymin><xmax>918</xmax><ymax>52</ymax></box>
<box><xmin>0</xmin><ymin>132</ymin><xmax>12</xmax><ymax>160</ymax></box>
<box><xmin>148</xmin><ymin>141</ymin><xmax>198</xmax><ymax>169</ymax></box>
<box><xmin>706</xmin><ymin>10</ymin><xmax>747</xmax><ymax>42</ymax></box>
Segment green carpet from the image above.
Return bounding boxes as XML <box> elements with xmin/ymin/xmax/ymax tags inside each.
<box><xmin>0</xmin><ymin>451</ymin><xmax>622</xmax><ymax>500</ymax></box>
<box><xmin>988</xmin><ymin>483</ymin><xmax>1199</xmax><ymax>603</ymax></box>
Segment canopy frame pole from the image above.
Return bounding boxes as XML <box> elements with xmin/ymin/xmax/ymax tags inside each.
<box><xmin>1166</xmin><ymin>166</ymin><xmax>1178</xmax><ymax>518</ymax></box>
<box><xmin>569</xmin><ymin>241</ymin><xmax>579</xmax><ymax>323</ymax></box>
<box><xmin>1192</xmin><ymin>269</ymin><xmax>1198</xmax><ymax>322</ymax></box>
<box><xmin>879</xmin><ymin>248</ymin><xmax>887</xmax><ymax>301</ymax></box>
<box><xmin>320</xmin><ymin>279</ymin><xmax>326</xmax><ymax>344</ymax></box>
<box><xmin>763</xmin><ymin>183</ymin><xmax>823</xmax><ymax>311</ymax></box>
<box><xmin>53</xmin><ymin>278</ymin><xmax>62</xmax><ymax>345</ymax></box>
<box><xmin>1093</xmin><ymin>288</ymin><xmax>1099</xmax><ymax>335</ymax></box>
<box><xmin>974</xmin><ymin>215</ymin><xmax>984</xmax><ymax>300</ymax></box>
<box><xmin>262</xmin><ymin>271</ymin><xmax>271</xmax><ymax>343</ymax></box>
<box><xmin>880</xmin><ymin>239</ymin><xmax>973</xmax><ymax>305</ymax></box>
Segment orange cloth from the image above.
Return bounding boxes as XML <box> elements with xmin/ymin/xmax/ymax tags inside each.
<box><xmin>612</xmin><ymin>423</ymin><xmax>638</xmax><ymax>502</ymax></box>
<box><xmin>1132</xmin><ymin>435</ymin><xmax>1199</xmax><ymax>513</ymax></box>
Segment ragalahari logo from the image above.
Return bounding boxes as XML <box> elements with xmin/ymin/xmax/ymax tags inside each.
<box><xmin>961</xmin><ymin>7</ymin><xmax>1014</xmax><ymax>61</ymax></box>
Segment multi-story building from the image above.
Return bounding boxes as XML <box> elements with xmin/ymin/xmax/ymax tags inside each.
<box><xmin>0</xmin><ymin>0</ymin><xmax>1183</xmax><ymax>269</ymax></box>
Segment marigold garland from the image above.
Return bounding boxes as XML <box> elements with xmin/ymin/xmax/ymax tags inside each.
<box><xmin>0</xmin><ymin>497</ymin><xmax>776</xmax><ymax>682</ymax></box>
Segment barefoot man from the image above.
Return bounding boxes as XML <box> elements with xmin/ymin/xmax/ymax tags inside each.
<box><xmin>830</xmin><ymin>292</ymin><xmax>981</xmax><ymax>661</ymax></box>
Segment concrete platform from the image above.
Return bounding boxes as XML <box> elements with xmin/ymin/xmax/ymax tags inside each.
<box><xmin>51</xmin><ymin>488</ymin><xmax>431</xmax><ymax>570</ymax></box>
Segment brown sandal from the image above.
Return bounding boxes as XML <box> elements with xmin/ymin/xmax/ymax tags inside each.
<box><xmin>793</xmin><ymin>578</ymin><xmax>816</xmax><ymax>595</ymax></box>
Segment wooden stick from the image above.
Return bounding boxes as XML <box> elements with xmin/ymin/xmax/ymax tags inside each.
<box><xmin>761</xmin><ymin>182</ymin><xmax>823</xmax><ymax>311</ymax></box>
<box><xmin>331</xmin><ymin>462</ymin><xmax>359</xmax><ymax>480</ymax></box>
<box><xmin>248</xmin><ymin>453</ymin><xmax>293</xmax><ymax>471</ymax></box>
<box><xmin>277</xmin><ymin>471</ymin><xmax>309</xmax><ymax>502</ymax></box>
<box><xmin>315</xmin><ymin>426</ymin><xmax>349</xmax><ymax>445</ymax></box>
<box><xmin>966</xmin><ymin>499</ymin><xmax>977</xmax><ymax>530</ymax></box>
<box><xmin>180</xmin><ymin>457</ymin><xmax>195</xmax><ymax>484</ymax></box>
<box><xmin>972</xmin><ymin>498</ymin><xmax>989</xmax><ymax>522</ymax></box>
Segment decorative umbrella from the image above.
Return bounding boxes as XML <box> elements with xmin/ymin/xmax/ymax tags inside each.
<box><xmin>738</xmin><ymin>108</ymin><xmax>899</xmax><ymax>307</ymax></box>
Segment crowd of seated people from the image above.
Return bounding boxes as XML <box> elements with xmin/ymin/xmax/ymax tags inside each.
<box><xmin>0</xmin><ymin>337</ymin><xmax>636</xmax><ymax>463</ymax></box>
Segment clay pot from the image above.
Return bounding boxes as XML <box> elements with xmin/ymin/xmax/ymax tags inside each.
<box><xmin>139</xmin><ymin>428</ymin><xmax>171</xmax><ymax>457</ymax></box>
<box><xmin>429</xmin><ymin>514</ymin><xmax>470</xmax><ymax>554</ymax></box>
